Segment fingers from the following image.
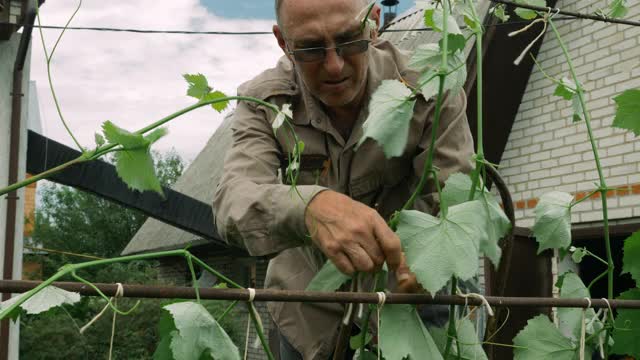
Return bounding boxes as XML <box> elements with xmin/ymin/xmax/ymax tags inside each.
<box><xmin>332</xmin><ymin>252</ymin><xmax>355</xmax><ymax>275</ymax></box>
<box><xmin>344</xmin><ymin>244</ymin><xmax>376</xmax><ymax>273</ymax></box>
<box><xmin>395</xmin><ymin>253</ymin><xmax>421</xmax><ymax>293</ymax></box>
<box><xmin>371</xmin><ymin>214</ymin><xmax>403</xmax><ymax>271</ymax></box>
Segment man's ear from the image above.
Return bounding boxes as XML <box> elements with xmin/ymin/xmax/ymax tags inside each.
<box><xmin>370</xmin><ymin>4</ymin><xmax>382</xmax><ymax>40</ymax></box>
<box><xmin>273</xmin><ymin>25</ymin><xmax>292</xmax><ymax>60</ymax></box>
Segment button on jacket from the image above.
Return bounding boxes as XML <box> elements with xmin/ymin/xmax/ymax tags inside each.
<box><xmin>213</xmin><ymin>39</ymin><xmax>474</xmax><ymax>359</ymax></box>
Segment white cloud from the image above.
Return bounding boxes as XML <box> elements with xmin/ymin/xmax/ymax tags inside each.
<box><xmin>31</xmin><ymin>0</ymin><xmax>283</xmax><ymax>161</ymax></box>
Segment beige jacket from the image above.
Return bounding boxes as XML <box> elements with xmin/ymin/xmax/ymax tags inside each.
<box><xmin>213</xmin><ymin>39</ymin><xmax>474</xmax><ymax>359</ymax></box>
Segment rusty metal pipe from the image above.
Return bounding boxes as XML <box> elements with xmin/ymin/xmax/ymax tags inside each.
<box><xmin>2</xmin><ymin>280</ymin><xmax>640</xmax><ymax>309</ymax></box>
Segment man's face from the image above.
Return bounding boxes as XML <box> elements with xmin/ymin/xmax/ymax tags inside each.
<box><xmin>274</xmin><ymin>0</ymin><xmax>379</xmax><ymax>111</ymax></box>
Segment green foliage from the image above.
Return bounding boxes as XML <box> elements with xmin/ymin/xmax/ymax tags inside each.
<box><xmin>94</xmin><ymin>133</ymin><xmax>105</xmax><ymax>147</ymax></box>
<box><xmin>306</xmin><ymin>260</ymin><xmax>351</xmax><ymax>292</ymax></box>
<box><xmin>379</xmin><ymin>304</ymin><xmax>443</xmax><ymax>360</ymax></box>
<box><xmin>513</xmin><ymin>315</ymin><xmax>576</xmax><ymax>360</ymax></box>
<box><xmin>430</xmin><ymin>319</ymin><xmax>487</xmax><ymax>360</ymax></box>
<box><xmin>570</xmin><ymin>247</ymin><xmax>587</xmax><ymax>263</ymax></box>
<box><xmin>612</xmin><ymin>89</ymin><xmax>640</xmax><ymax>136</ymax></box>
<box><xmin>349</xmin><ymin>330</ymin><xmax>373</xmax><ymax>351</ymax></box>
<box><xmin>491</xmin><ymin>4</ymin><xmax>510</xmax><ymax>22</ymax></box>
<box><xmin>513</xmin><ymin>0</ymin><xmax>545</xmax><ymax>20</ymax></box>
<box><xmin>557</xmin><ymin>272</ymin><xmax>600</xmax><ymax>343</ymax></box>
<box><xmin>183</xmin><ymin>73</ymin><xmax>229</xmax><ymax>112</ymax></box>
<box><xmin>441</xmin><ymin>173</ymin><xmax>511</xmax><ymax>266</ymax></box>
<box><xmin>408</xmin><ymin>44</ymin><xmax>467</xmax><ymax>101</ymax></box>
<box><xmin>622</xmin><ymin>231</ymin><xmax>640</xmax><ymax>284</ymax></box>
<box><xmin>532</xmin><ymin>191</ymin><xmax>573</xmax><ymax>254</ymax></box>
<box><xmin>0</xmin><ymin>286</ymin><xmax>80</xmax><ymax>316</ymax></box>
<box><xmin>606</xmin><ymin>0</ymin><xmax>629</xmax><ymax>18</ymax></box>
<box><xmin>102</xmin><ymin>121</ymin><xmax>169</xmax><ymax>195</ymax></box>
<box><xmin>396</xmin><ymin>201</ymin><xmax>488</xmax><ymax>294</ymax></box>
<box><xmin>553</xmin><ymin>78</ymin><xmax>585</xmax><ymax>122</ymax></box>
<box><xmin>358</xmin><ymin>80</ymin><xmax>415</xmax><ymax>158</ymax></box>
<box><xmin>159</xmin><ymin>301</ymin><xmax>240</xmax><ymax>360</ymax></box>
<box><xmin>612</xmin><ymin>288</ymin><xmax>640</xmax><ymax>357</ymax></box>
<box><xmin>423</xmin><ymin>4</ymin><xmax>462</xmax><ymax>35</ymax></box>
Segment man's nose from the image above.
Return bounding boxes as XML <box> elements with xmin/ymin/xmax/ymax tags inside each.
<box><xmin>323</xmin><ymin>48</ymin><xmax>344</xmax><ymax>76</ymax></box>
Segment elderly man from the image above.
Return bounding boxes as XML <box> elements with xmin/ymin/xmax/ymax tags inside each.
<box><xmin>213</xmin><ymin>0</ymin><xmax>474</xmax><ymax>358</ymax></box>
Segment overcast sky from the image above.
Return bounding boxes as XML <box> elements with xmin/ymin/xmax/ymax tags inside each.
<box><xmin>30</xmin><ymin>0</ymin><xmax>414</xmax><ymax>163</ymax></box>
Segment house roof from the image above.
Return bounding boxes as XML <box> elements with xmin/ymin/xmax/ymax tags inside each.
<box><xmin>123</xmin><ymin>1</ymin><xmax>542</xmax><ymax>256</ymax></box>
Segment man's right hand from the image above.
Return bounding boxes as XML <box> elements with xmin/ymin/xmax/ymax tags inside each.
<box><xmin>304</xmin><ymin>190</ymin><xmax>418</xmax><ymax>292</ymax></box>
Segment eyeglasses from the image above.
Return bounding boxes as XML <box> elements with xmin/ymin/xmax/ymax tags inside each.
<box><xmin>288</xmin><ymin>39</ymin><xmax>371</xmax><ymax>63</ymax></box>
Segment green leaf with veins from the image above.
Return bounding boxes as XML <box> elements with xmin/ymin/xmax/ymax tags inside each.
<box><xmin>424</xmin><ymin>5</ymin><xmax>462</xmax><ymax>35</ymax></box>
<box><xmin>439</xmin><ymin>33</ymin><xmax>466</xmax><ymax>54</ymax></box>
<box><xmin>357</xmin><ymin>80</ymin><xmax>415</xmax><ymax>158</ymax></box>
<box><xmin>396</xmin><ymin>200</ymin><xmax>487</xmax><ymax>294</ymax></box>
<box><xmin>379</xmin><ymin>304</ymin><xmax>443</xmax><ymax>360</ymax></box>
<box><xmin>622</xmin><ymin>231</ymin><xmax>640</xmax><ymax>284</ymax></box>
<box><xmin>306</xmin><ymin>260</ymin><xmax>351</xmax><ymax>292</ymax></box>
<box><xmin>350</xmin><ymin>330</ymin><xmax>373</xmax><ymax>350</ymax></box>
<box><xmin>557</xmin><ymin>272</ymin><xmax>600</xmax><ymax>343</ymax></box>
<box><xmin>183</xmin><ymin>73</ymin><xmax>211</xmax><ymax>100</ymax></box>
<box><xmin>430</xmin><ymin>318</ymin><xmax>488</xmax><ymax>360</ymax></box>
<box><xmin>441</xmin><ymin>173</ymin><xmax>510</xmax><ymax>267</ymax></box>
<box><xmin>513</xmin><ymin>0</ymin><xmax>545</xmax><ymax>20</ymax></box>
<box><xmin>612</xmin><ymin>288</ymin><xmax>640</xmax><ymax>358</ymax></box>
<box><xmin>102</xmin><ymin>121</ymin><xmax>167</xmax><ymax>195</ymax></box>
<box><xmin>94</xmin><ymin>133</ymin><xmax>105</xmax><ymax>147</ymax></box>
<box><xmin>409</xmin><ymin>44</ymin><xmax>467</xmax><ymax>101</ymax></box>
<box><xmin>513</xmin><ymin>315</ymin><xmax>577</xmax><ymax>360</ymax></box>
<box><xmin>202</xmin><ymin>90</ymin><xmax>229</xmax><ymax>113</ymax></box>
<box><xmin>0</xmin><ymin>286</ymin><xmax>80</xmax><ymax>315</ymax></box>
<box><xmin>164</xmin><ymin>301</ymin><xmax>240</xmax><ymax>360</ymax></box>
<box><xmin>571</xmin><ymin>247</ymin><xmax>586</xmax><ymax>263</ymax></box>
<box><xmin>607</xmin><ymin>0</ymin><xmax>629</xmax><ymax>18</ymax></box>
<box><xmin>463</xmin><ymin>5</ymin><xmax>482</xmax><ymax>32</ymax></box>
<box><xmin>612</xmin><ymin>89</ymin><xmax>640</xmax><ymax>136</ymax></box>
<box><xmin>553</xmin><ymin>78</ymin><xmax>577</xmax><ymax>101</ymax></box>
<box><xmin>532</xmin><ymin>191</ymin><xmax>573</xmax><ymax>254</ymax></box>
<box><xmin>492</xmin><ymin>4</ymin><xmax>510</xmax><ymax>22</ymax></box>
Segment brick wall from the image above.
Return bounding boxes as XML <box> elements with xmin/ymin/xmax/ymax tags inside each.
<box><xmin>499</xmin><ymin>0</ymin><xmax>640</xmax><ymax>228</ymax></box>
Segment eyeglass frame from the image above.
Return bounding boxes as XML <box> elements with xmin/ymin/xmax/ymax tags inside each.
<box><xmin>286</xmin><ymin>38</ymin><xmax>372</xmax><ymax>63</ymax></box>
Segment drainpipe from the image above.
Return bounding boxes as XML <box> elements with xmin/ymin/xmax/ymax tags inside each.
<box><xmin>0</xmin><ymin>8</ymin><xmax>36</xmax><ymax>360</ymax></box>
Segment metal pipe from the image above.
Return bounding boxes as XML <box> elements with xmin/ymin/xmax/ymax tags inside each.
<box><xmin>0</xmin><ymin>8</ymin><xmax>36</xmax><ymax>359</ymax></box>
<box><xmin>2</xmin><ymin>279</ymin><xmax>640</xmax><ymax>309</ymax></box>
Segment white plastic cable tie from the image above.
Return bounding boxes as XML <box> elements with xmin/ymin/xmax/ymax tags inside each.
<box><xmin>376</xmin><ymin>292</ymin><xmax>387</xmax><ymax>307</ymax></box>
<box><xmin>599</xmin><ymin>298</ymin><xmax>613</xmax><ymax>359</ymax></box>
<box><xmin>459</xmin><ymin>292</ymin><xmax>494</xmax><ymax>317</ymax></box>
<box><xmin>247</xmin><ymin>288</ymin><xmax>256</xmax><ymax>302</ymax></box>
<box><xmin>376</xmin><ymin>292</ymin><xmax>387</xmax><ymax>360</ymax></box>
<box><xmin>579</xmin><ymin>297</ymin><xmax>592</xmax><ymax>360</ymax></box>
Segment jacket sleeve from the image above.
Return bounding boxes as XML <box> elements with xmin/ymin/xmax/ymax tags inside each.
<box><xmin>213</xmin><ymin>99</ymin><xmax>327</xmax><ymax>257</ymax></box>
<box><xmin>411</xmin><ymin>89</ymin><xmax>475</xmax><ymax>214</ymax></box>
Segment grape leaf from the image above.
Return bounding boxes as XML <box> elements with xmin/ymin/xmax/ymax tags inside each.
<box><xmin>306</xmin><ymin>260</ymin><xmax>351</xmax><ymax>292</ymax></box>
<box><xmin>513</xmin><ymin>315</ymin><xmax>577</xmax><ymax>360</ymax></box>
<box><xmin>612</xmin><ymin>288</ymin><xmax>640</xmax><ymax>358</ymax></box>
<box><xmin>0</xmin><ymin>286</ymin><xmax>80</xmax><ymax>315</ymax></box>
<box><xmin>408</xmin><ymin>44</ymin><xmax>467</xmax><ymax>101</ymax></box>
<box><xmin>514</xmin><ymin>0</ymin><xmax>545</xmax><ymax>20</ymax></box>
<box><xmin>553</xmin><ymin>78</ymin><xmax>577</xmax><ymax>101</ymax></box>
<box><xmin>463</xmin><ymin>5</ymin><xmax>482</xmax><ymax>32</ymax></box>
<box><xmin>349</xmin><ymin>331</ymin><xmax>373</xmax><ymax>350</ymax></box>
<box><xmin>439</xmin><ymin>33</ymin><xmax>466</xmax><ymax>54</ymax></box>
<box><xmin>532</xmin><ymin>191</ymin><xmax>573</xmax><ymax>254</ymax></box>
<box><xmin>557</xmin><ymin>272</ymin><xmax>599</xmax><ymax>342</ymax></box>
<box><xmin>94</xmin><ymin>133</ymin><xmax>105</xmax><ymax>147</ymax></box>
<box><xmin>396</xmin><ymin>200</ymin><xmax>487</xmax><ymax>294</ymax></box>
<box><xmin>622</xmin><ymin>231</ymin><xmax>640</xmax><ymax>284</ymax></box>
<box><xmin>379</xmin><ymin>304</ymin><xmax>443</xmax><ymax>360</ymax></box>
<box><xmin>607</xmin><ymin>0</ymin><xmax>629</xmax><ymax>18</ymax></box>
<box><xmin>201</xmin><ymin>90</ymin><xmax>229</xmax><ymax>113</ymax></box>
<box><xmin>441</xmin><ymin>173</ymin><xmax>511</xmax><ymax>267</ymax></box>
<box><xmin>492</xmin><ymin>4</ymin><xmax>510</xmax><ymax>22</ymax></box>
<box><xmin>164</xmin><ymin>301</ymin><xmax>240</xmax><ymax>360</ymax></box>
<box><xmin>183</xmin><ymin>73</ymin><xmax>211</xmax><ymax>100</ymax></box>
<box><xmin>430</xmin><ymin>319</ymin><xmax>488</xmax><ymax>360</ymax></box>
<box><xmin>612</xmin><ymin>89</ymin><xmax>640</xmax><ymax>136</ymax></box>
<box><xmin>102</xmin><ymin>121</ymin><xmax>167</xmax><ymax>195</ymax></box>
<box><xmin>357</xmin><ymin>80</ymin><xmax>415</xmax><ymax>158</ymax></box>
<box><xmin>571</xmin><ymin>96</ymin><xmax>585</xmax><ymax>122</ymax></box>
<box><xmin>424</xmin><ymin>5</ymin><xmax>462</xmax><ymax>35</ymax></box>
<box><xmin>571</xmin><ymin>247</ymin><xmax>587</xmax><ymax>263</ymax></box>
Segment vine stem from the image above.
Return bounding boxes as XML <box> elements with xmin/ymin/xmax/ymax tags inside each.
<box><xmin>548</xmin><ymin>18</ymin><xmax>613</xmax><ymax>356</ymax></box>
<box><xmin>0</xmin><ymin>95</ymin><xmax>280</xmax><ymax>196</ymax></box>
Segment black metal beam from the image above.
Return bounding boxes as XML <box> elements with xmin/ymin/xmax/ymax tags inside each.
<box><xmin>26</xmin><ymin>130</ymin><xmax>242</xmax><ymax>254</ymax></box>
